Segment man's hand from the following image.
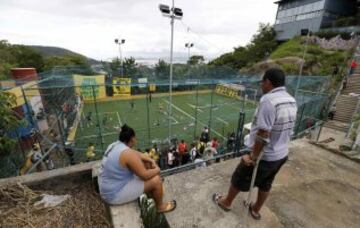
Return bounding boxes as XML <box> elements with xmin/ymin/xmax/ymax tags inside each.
<box><xmin>242</xmin><ymin>154</ymin><xmax>254</xmax><ymax>166</ymax></box>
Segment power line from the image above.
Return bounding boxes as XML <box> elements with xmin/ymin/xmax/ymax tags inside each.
<box><xmin>180</xmin><ymin>21</ymin><xmax>228</xmax><ymax>54</ymax></box>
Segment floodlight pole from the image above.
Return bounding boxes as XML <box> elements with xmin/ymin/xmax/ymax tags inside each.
<box><xmin>115</xmin><ymin>38</ymin><xmax>125</xmax><ymax>77</ymax></box>
<box><xmin>159</xmin><ymin>0</ymin><xmax>183</xmax><ymax>143</ymax></box>
<box><xmin>119</xmin><ymin>44</ymin><xmax>124</xmax><ymax>76</ymax></box>
<box><xmin>169</xmin><ymin>0</ymin><xmax>175</xmax><ymax>143</ymax></box>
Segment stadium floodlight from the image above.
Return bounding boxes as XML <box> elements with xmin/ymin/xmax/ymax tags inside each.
<box><xmin>158</xmin><ymin>0</ymin><xmax>183</xmax><ymax>143</ymax></box>
<box><xmin>185</xmin><ymin>43</ymin><xmax>194</xmax><ymax>61</ymax></box>
<box><xmin>114</xmin><ymin>38</ymin><xmax>126</xmax><ymax>76</ymax></box>
<box><xmin>159</xmin><ymin>4</ymin><xmax>171</xmax><ymax>15</ymax></box>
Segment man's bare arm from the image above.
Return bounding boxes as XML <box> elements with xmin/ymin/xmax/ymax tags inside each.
<box><xmin>250</xmin><ymin>129</ymin><xmax>270</xmax><ymax>160</ymax></box>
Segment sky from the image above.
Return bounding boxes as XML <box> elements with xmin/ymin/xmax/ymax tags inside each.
<box><xmin>0</xmin><ymin>0</ymin><xmax>278</xmax><ymax>62</ymax></box>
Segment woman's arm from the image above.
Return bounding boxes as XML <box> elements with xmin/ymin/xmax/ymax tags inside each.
<box><xmin>137</xmin><ymin>151</ymin><xmax>157</xmax><ymax>168</ymax></box>
<box><xmin>121</xmin><ymin>150</ymin><xmax>160</xmax><ymax>181</ymax></box>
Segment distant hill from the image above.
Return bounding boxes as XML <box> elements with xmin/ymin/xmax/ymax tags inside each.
<box><xmin>28</xmin><ymin>45</ymin><xmax>100</xmax><ymax>64</ymax></box>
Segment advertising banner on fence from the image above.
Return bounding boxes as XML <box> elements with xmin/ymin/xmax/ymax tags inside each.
<box><xmin>73</xmin><ymin>74</ymin><xmax>106</xmax><ymax>101</ymax></box>
<box><xmin>113</xmin><ymin>77</ymin><xmax>131</xmax><ymax>96</ymax></box>
<box><xmin>215</xmin><ymin>84</ymin><xmax>244</xmax><ymax>98</ymax></box>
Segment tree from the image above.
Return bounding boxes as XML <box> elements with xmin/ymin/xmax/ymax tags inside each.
<box><xmin>155</xmin><ymin>59</ymin><xmax>170</xmax><ymax>80</ymax></box>
<box><xmin>123</xmin><ymin>57</ymin><xmax>138</xmax><ymax>79</ymax></box>
<box><xmin>0</xmin><ymin>40</ymin><xmax>45</xmax><ymax>79</ymax></box>
<box><xmin>188</xmin><ymin>55</ymin><xmax>205</xmax><ymax>65</ymax></box>
<box><xmin>0</xmin><ymin>92</ymin><xmax>22</xmax><ymax>159</ymax></box>
<box><xmin>43</xmin><ymin>55</ymin><xmax>90</xmax><ymax>72</ymax></box>
<box><xmin>209</xmin><ymin>23</ymin><xmax>277</xmax><ymax>70</ymax></box>
<box><xmin>11</xmin><ymin>45</ymin><xmax>45</xmax><ymax>72</ymax></box>
<box><xmin>110</xmin><ymin>58</ymin><xmax>121</xmax><ymax>75</ymax></box>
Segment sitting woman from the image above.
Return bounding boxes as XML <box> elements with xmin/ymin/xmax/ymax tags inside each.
<box><xmin>98</xmin><ymin>124</ymin><xmax>176</xmax><ymax>213</ymax></box>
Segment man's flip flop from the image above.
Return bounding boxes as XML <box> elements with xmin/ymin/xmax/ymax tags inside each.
<box><xmin>243</xmin><ymin>200</ymin><xmax>261</xmax><ymax>220</ymax></box>
<box><xmin>212</xmin><ymin>193</ymin><xmax>231</xmax><ymax>212</ymax></box>
<box><xmin>157</xmin><ymin>200</ymin><xmax>177</xmax><ymax>213</ymax></box>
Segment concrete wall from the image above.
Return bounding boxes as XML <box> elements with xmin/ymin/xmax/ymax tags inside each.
<box><xmin>275</xmin><ymin>17</ymin><xmax>323</xmax><ymax>41</ymax></box>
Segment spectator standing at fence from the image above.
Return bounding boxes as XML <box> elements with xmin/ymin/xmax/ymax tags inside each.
<box><xmin>350</xmin><ymin>59</ymin><xmax>358</xmax><ymax>75</ymax></box>
<box><xmin>167</xmin><ymin>149</ymin><xmax>175</xmax><ymax>168</ymax></box>
<box><xmin>212</xmin><ymin>68</ymin><xmax>297</xmax><ymax>220</ymax></box>
<box><xmin>178</xmin><ymin>140</ymin><xmax>188</xmax><ymax>164</ymax></box>
<box><xmin>200</xmin><ymin>127</ymin><xmax>210</xmax><ymax>143</ymax></box>
<box><xmin>86</xmin><ymin>143</ymin><xmax>96</xmax><ymax>161</ymax></box>
<box><xmin>98</xmin><ymin>124</ymin><xmax>176</xmax><ymax>212</ymax></box>
<box><xmin>149</xmin><ymin>144</ymin><xmax>159</xmax><ymax>165</ymax></box>
<box><xmin>227</xmin><ymin>132</ymin><xmax>236</xmax><ymax>152</ymax></box>
<box><xmin>211</xmin><ymin>137</ymin><xmax>219</xmax><ymax>150</ymax></box>
<box><xmin>190</xmin><ymin>143</ymin><xmax>198</xmax><ymax>162</ymax></box>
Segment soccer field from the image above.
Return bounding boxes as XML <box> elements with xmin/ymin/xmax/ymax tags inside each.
<box><xmin>74</xmin><ymin>91</ymin><xmax>257</xmax><ymax>159</ymax></box>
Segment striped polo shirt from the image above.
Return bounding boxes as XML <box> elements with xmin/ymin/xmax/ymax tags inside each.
<box><xmin>247</xmin><ymin>86</ymin><xmax>297</xmax><ymax>161</ymax></box>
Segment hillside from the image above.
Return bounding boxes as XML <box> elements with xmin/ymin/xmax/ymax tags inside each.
<box><xmin>28</xmin><ymin>45</ymin><xmax>100</xmax><ymax>64</ymax></box>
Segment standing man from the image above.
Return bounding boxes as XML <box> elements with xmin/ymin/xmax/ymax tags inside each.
<box><xmin>350</xmin><ymin>59</ymin><xmax>358</xmax><ymax>76</ymax></box>
<box><xmin>212</xmin><ymin>68</ymin><xmax>297</xmax><ymax>220</ymax></box>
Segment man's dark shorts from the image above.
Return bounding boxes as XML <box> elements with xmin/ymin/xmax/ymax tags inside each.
<box><xmin>231</xmin><ymin>156</ymin><xmax>288</xmax><ymax>192</ymax></box>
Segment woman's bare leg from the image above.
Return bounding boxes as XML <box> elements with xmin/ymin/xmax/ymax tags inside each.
<box><xmin>144</xmin><ymin>175</ymin><xmax>169</xmax><ymax>210</ymax></box>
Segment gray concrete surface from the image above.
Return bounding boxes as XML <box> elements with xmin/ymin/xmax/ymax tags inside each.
<box><xmin>0</xmin><ymin>160</ymin><xmax>100</xmax><ymax>186</ymax></box>
<box><xmin>163</xmin><ymin>139</ymin><xmax>360</xmax><ymax>228</ymax></box>
<box><xmin>110</xmin><ymin>202</ymin><xmax>143</xmax><ymax>228</ymax></box>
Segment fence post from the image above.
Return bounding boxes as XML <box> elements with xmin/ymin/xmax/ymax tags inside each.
<box><xmin>235</xmin><ymin>112</ymin><xmax>245</xmax><ymax>154</ymax></box>
<box><xmin>295</xmin><ymin>103</ymin><xmax>306</xmax><ymax>136</ymax></box>
<box><xmin>92</xmin><ymin>85</ymin><xmax>104</xmax><ymax>151</ymax></box>
<box><xmin>193</xmin><ymin>80</ymin><xmax>199</xmax><ymax>139</ymax></box>
<box><xmin>21</xmin><ymin>86</ymin><xmax>36</xmax><ymax>127</ymax></box>
<box><xmin>146</xmin><ymin>84</ymin><xmax>151</xmax><ymax>146</ymax></box>
<box><xmin>208</xmin><ymin>81</ymin><xmax>215</xmax><ymax>136</ymax></box>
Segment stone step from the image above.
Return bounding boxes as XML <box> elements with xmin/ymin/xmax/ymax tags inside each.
<box><xmin>334</xmin><ymin>117</ymin><xmax>354</xmax><ymax>122</ymax></box>
<box><xmin>324</xmin><ymin>122</ymin><xmax>348</xmax><ymax>132</ymax></box>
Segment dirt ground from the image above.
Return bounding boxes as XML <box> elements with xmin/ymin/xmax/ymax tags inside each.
<box><xmin>163</xmin><ymin>138</ymin><xmax>360</xmax><ymax>228</ymax></box>
<box><xmin>0</xmin><ymin>173</ymin><xmax>111</xmax><ymax>228</ymax></box>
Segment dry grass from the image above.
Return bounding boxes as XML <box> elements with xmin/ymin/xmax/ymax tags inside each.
<box><xmin>0</xmin><ymin>182</ymin><xmax>111</xmax><ymax>228</ymax></box>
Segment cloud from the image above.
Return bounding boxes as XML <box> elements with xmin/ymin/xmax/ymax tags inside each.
<box><xmin>0</xmin><ymin>0</ymin><xmax>278</xmax><ymax>62</ymax></box>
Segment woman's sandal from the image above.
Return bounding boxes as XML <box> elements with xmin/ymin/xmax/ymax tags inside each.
<box><xmin>243</xmin><ymin>200</ymin><xmax>261</xmax><ymax>220</ymax></box>
<box><xmin>157</xmin><ymin>200</ymin><xmax>177</xmax><ymax>213</ymax></box>
<box><xmin>212</xmin><ymin>193</ymin><xmax>231</xmax><ymax>212</ymax></box>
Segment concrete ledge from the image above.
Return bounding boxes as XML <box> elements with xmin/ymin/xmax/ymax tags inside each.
<box><xmin>0</xmin><ymin>161</ymin><xmax>100</xmax><ymax>186</ymax></box>
<box><xmin>92</xmin><ymin>163</ymin><xmax>144</xmax><ymax>228</ymax></box>
<box><xmin>310</xmin><ymin>142</ymin><xmax>360</xmax><ymax>163</ymax></box>
<box><xmin>109</xmin><ymin>202</ymin><xmax>143</xmax><ymax>228</ymax></box>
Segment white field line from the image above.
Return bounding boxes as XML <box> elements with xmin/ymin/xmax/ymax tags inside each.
<box><xmin>116</xmin><ymin>111</ymin><xmax>123</xmax><ymax>126</ymax></box>
<box><xmin>159</xmin><ymin>110</ymin><xmax>179</xmax><ymax>124</ymax></box>
<box><xmin>78</xmin><ymin>131</ymin><xmax>119</xmax><ymax>140</ymax></box>
<box><xmin>187</xmin><ymin>103</ymin><xmax>204</xmax><ymax>113</ymax></box>
<box><xmin>171</xmin><ymin>116</ymin><xmax>179</xmax><ymax>124</ymax></box>
<box><xmin>216</xmin><ymin>117</ymin><xmax>229</xmax><ymax>125</ymax></box>
<box><xmin>101</xmin><ymin>111</ymin><xmax>119</xmax><ymax>115</ymax></box>
<box><xmin>163</xmin><ymin>99</ymin><xmax>226</xmax><ymax>140</ymax></box>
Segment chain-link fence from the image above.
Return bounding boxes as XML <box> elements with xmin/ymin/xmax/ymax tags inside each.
<box><xmin>1</xmin><ymin>66</ymin><xmax>333</xmax><ymax>178</ymax></box>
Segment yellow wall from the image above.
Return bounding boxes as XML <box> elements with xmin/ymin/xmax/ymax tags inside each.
<box><xmin>73</xmin><ymin>74</ymin><xmax>106</xmax><ymax>101</ymax></box>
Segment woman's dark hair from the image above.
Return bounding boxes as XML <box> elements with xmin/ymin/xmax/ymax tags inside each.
<box><xmin>263</xmin><ymin>68</ymin><xmax>286</xmax><ymax>88</ymax></box>
<box><xmin>119</xmin><ymin>124</ymin><xmax>135</xmax><ymax>143</ymax></box>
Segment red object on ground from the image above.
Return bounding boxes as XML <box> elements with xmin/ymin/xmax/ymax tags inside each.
<box><xmin>351</xmin><ymin>60</ymin><xmax>358</xmax><ymax>69</ymax></box>
<box><xmin>11</xmin><ymin>68</ymin><xmax>38</xmax><ymax>82</ymax></box>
